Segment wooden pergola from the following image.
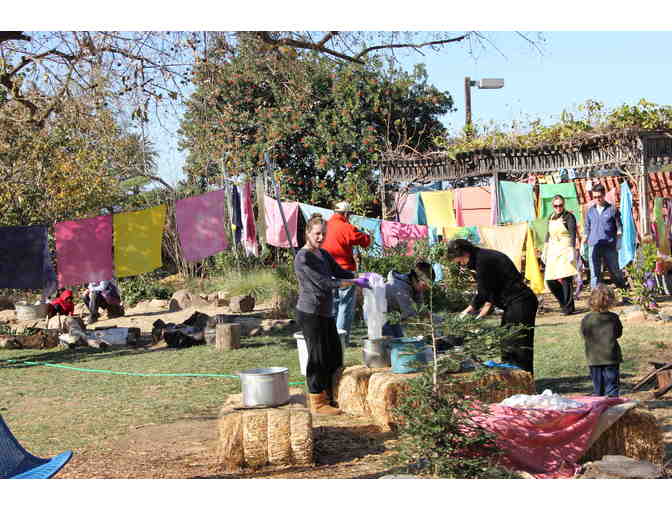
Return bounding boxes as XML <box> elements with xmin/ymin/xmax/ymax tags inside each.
<box><xmin>380</xmin><ymin>129</ymin><xmax>672</xmax><ymax>234</ymax></box>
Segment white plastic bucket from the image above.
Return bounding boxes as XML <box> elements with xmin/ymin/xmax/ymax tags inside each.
<box><xmin>294</xmin><ymin>329</ymin><xmax>346</xmax><ymax>376</ymax></box>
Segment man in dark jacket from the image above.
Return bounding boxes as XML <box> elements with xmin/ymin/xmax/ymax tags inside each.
<box><xmin>584</xmin><ymin>184</ymin><xmax>628</xmax><ymax>292</ymax></box>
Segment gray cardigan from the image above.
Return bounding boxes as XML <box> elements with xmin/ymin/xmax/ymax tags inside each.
<box><xmin>385</xmin><ymin>270</ymin><xmax>421</xmax><ymax>321</ymax></box>
<box><xmin>294</xmin><ymin>247</ymin><xmax>355</xmax><ymax>317</ymax></box>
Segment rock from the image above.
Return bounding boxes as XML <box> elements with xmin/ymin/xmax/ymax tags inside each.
<box><xmin>0</xmin><ymin>335</ymin><xmax>20</xmax><ymax>349</ymax></box>
<box><xmin>168</xmin><ymin>290</ymin><xmax>208</xmax><ymax>312</ymax></box>
<box><xmin>0</xmin><ymin>296</ymin><xmax>14</xmax><ymax>311</ymax></box>
<box><xmin>581</xmin><ymin>455</ymin><xmax>664</xmax><ymax>479</ymax></box>
<box><xmin>228</xmin><ymin>294</ymin><xmax>255</xmax><ymax>313</ymax></box>
<box><xmin>624</xmin><ymin>311</ymin><xmax>649</xmax><ymax>323</ymax></box>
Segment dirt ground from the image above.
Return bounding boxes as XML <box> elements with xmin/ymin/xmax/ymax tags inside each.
<box><xmin>21</xmin><ymin>295</ymin><xmax>672</xmax><ymax>478</ymax></box>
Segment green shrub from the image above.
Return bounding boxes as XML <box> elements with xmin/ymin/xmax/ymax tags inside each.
<box><xmin>118</xmin><ymin>270</ymin><xmax>176</xmax><ymax>307</ymax></box>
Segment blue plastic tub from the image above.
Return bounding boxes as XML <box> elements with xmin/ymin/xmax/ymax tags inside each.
<box><xmin>390</xmin><ymin>338</ymin><xmax>427</xmax><ymax>374</ymax></box>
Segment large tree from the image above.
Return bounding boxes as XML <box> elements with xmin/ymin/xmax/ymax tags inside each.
<box><xmin>178</xmin><ymin>35</ymin><xmax>453</xmax><ymax>215</ymax></box>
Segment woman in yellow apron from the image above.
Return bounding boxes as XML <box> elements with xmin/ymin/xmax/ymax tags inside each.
<box><xmin>544</xmin><ymin>195</ymin><xmax>578</xmax><ymax>315</ymax></box>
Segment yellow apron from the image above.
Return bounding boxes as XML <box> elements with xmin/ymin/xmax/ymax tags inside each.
<box><xmin>544</xmin><ymin>216</ymin><xmax>577</xmax><ymax>281</ymax></box>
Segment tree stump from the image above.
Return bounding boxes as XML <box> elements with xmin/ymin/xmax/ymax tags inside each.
<box><xmin>217</xmin><ymin>392</ymin><xmax>313</xmax><ymax>472</ymax></box>
<box><xmin>216</xmin><ymin>323</ymin><xmax>241</xmax><ymax>351</ymax></box>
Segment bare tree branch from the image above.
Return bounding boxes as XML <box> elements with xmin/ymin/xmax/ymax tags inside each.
<box><xmin>354</xmin><ymin>34</ymin><xmax>471</xmax><ymax>60</ymax></box>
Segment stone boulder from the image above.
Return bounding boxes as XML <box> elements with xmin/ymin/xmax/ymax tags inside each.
<box><xmin>168</xmin><ymin>290</ymin><xmax>208</xmax><ymax>312</ymax></box>
<box><xmin>580</xmin><ymin>455</ymin><xmax>664</xmax><ymax>479</ymax></box>
<box><xmin>0</xmin><ymin>296</ymin><xmax>14</xmax><ymax>311</ymax></box>
<box><xmin>228</xmin><ymin>294</ymin><xmax>255</xmax><ymax>313</ymax></box>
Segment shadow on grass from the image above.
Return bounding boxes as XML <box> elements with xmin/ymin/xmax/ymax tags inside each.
<box><xmin>537</xmin><ymin>372</ymin><xmax>638</xmax><ymax>395</ymax></box>
<box><xmin>0</xmin><ymin>344</ymin><xmax>166</xmax><ymax>369</ymax></box>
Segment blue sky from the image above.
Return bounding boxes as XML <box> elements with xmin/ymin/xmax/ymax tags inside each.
<box><xmin>150</xmin><ymin>30</ymin><xmax>672</xmax><ymax>185</ymax></box>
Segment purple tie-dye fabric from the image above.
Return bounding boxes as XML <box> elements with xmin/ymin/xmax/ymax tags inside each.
<box><xmin>0</xmin><ymin>225</ymin><xmax>49</xmax><ymax>289</ymax></box>
<box><xmin>55</xmin><ymin>215</ymin><xmax>114</xmax><ymax>286</ymax></box>
<box><xmin>175</xmin><ymin>190</ymin><xmax>228</xmax><ymax>262</ymax></box>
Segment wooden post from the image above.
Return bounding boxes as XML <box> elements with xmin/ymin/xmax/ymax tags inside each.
<box><xmin>379</xmin><ymin>169</ymin><xmax>387</xmax><ymax>221</ymax></box>
<box><xmin>216</xmin><ymin>323</ymin><xmax>241</xmax><ymax>351</ymax></box>
<box><xmin>492</xmin><ymin>170</ymin><xmax>500</xmax><ymax>225</ymax></box>
<box><xmin>638</xmin><ymin>136</ymin><xmax>650</xmax><ymax>235</ymax></box>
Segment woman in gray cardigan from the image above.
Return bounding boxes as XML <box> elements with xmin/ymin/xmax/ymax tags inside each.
<box><xmin>294</xmin><ymin>213</ymin><xmax>369</xmax><ymax>415</ymax></box>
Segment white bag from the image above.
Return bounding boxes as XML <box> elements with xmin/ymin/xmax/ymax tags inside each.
<box><xmin>362</xmin><ymin>273</ymin><xmax>387</xmax><ymax>340</ymax></box>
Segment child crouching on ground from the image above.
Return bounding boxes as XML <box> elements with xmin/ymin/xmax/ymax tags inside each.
<box><xmin>580</xmin><ymin>284</ymin><xmax>623</xmax><ymax>396</ymax></box>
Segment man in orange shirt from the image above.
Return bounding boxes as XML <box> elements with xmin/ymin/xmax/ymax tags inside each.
<box><xmin>322</xmin><ymin>201</ymin><xmax>372</xmax><ymax>343</ymax></box>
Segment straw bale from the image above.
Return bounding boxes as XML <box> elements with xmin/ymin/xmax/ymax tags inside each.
<box><xmin>582</xmin><ymin>407</ymin><xmax>664</xmax><ymax>465</ymax></box>
<box><xmin>289</xmin><ymin>408</ymin><xmax>314</xmax><ymax>466</ymax></box>
<box><xmin>267</xmin><ymin>409</ymin><xmax>292</xmax><ymax>465</ymax></box>
<box><xmin>336</xmin><ymin>365</ymin><xmax>386</xmax><ymax>416</ymax></box>
<box><xmin>438</xmin><ymin>369</ymin><xmax>536</xmax><ymax>403</ymax></box>
<box><xmin>217</xmin><ymin>391</ymin><xmax>313</xmax><ymax>471</ymax></box>
<box><xmin>366</xmin><ymin>371</ymin><xmax>418</xmax><ymax>432</ymax></box>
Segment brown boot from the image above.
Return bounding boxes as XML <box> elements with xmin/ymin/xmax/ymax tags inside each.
<box><xmin>308</xmin><ymin>392</ymin><xmax>341</xmax><ymax>416</ymax></box>
<box><xmin>328</xmin><ymin>367</ymin><xmax>344</xmax><ymax>407</ymax></box>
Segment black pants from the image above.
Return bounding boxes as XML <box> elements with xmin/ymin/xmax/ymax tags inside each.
<box><xmin>546</xmin><ymin>277</ymin><xmax>575</xmax><ymax>314</ymax></box>
<box><xmin>591</xmin><ymin>242</ymin><xmax>627</xmax><ymax>289</ymax></box>
<box><xmin>589</xmin><ymin>364</ymin><xmax>620</xmax><ymax>397</ymax></box>
<box><xmin>501</xmin><ymin>290</ymin><xmax>538</xmax><ymax>374</ymax></box>
<box><xmin>296</xmin><ymin>310</ymin><xmax>343</xmax><ymax>394</ymax></box>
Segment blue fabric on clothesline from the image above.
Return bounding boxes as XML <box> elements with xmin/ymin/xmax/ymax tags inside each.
<box><xmin>0</xmin><ymin>225</ymin><xmax>49</xmax><ymax>289</ymax></box>
<box><xmin>483</xmin><ymin>360</ymin><xmax>522</xmax><ymax>370</ymax></box>
<box><xmin>350</xmin><ymin>215</ymin><xmax>383</xmax><ymax>257</ymax></box>
<box><xmin>618</xmin><ymin>181</ymin><xmax>637</xmax><ymax>269</ymax></box>
<box><xmin>298</xmin><ymin>203</ymin><xmax>334</xmax><ymax>222</ymax></box>
<box><xmin>415</xmin><ymin>193</ymin><xmax>428</xmax><ymax>225</ymax></box>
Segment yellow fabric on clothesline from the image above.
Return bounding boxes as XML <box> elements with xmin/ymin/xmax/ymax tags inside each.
<box><xmin>478</xmin><ymin>223</ymin><xmax>528</xmax><ymax>271</ymax></box>
<box><xmin>419</xmin><ymin>191</ymin><xmax>456</xmax><ymax>228</ymax></box>
<box><xmin>524</xmin><ymin>227</ymin><xmax>547</xmax><ymax>295</ymax></box>
<box><xmin>113</xmin><ymin>205</ymin><xmax>167</xmax><ymax>278</ymax></box>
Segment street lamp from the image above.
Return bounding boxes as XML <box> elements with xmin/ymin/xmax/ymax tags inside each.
<box><xmin>464</xmin><ymin>77</ymin><xmax>505</xmax><ymax>139</ymax></box>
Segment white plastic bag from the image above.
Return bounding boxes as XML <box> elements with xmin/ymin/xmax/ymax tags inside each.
<box><xmin>362</xmin><ymin>273</ymin><xmax>387</xmax><ymax>339</ymax></box>
<box><xmin>500</xmin><ymin>389</ymin><xmax>585</xmax><ymax>411</ymax></box>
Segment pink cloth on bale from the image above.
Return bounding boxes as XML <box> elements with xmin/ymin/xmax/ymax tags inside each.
<box><xmin>239</xmin><ymin>181</ymin><xmax>259</xmax><ymax>256</ymax></box>
<box><xmin>454</xmin><ymin>186</ymin><xmax>492</xmax><ymax>226</ymax></box>
<box><xmin>264</xmin><ymin>195</ymin><xmax>299</xmax><ymax>248</ymax></box>
<box><xmin>393</xmin><ymin>191</ymin><xmax>417</xmax><ymax>224</ymax></box>
<box><xmin>55</xmin><ymin>215</ymin><xmax>114</xmax><ymax>287</ymax></box>
<box><xmin>175</xmin><ymin>190</ymin><xmax>228</xmax><ymax>262</ymax></box>
<box><xmin>380</xmin><ymin>220</ymin><xmax>428</xmax><ymax>255</ymax></box>
<box><xmin>470</xmin><ymin>396</ymin><xmax>627</xmax><ymax>478</ymax></box>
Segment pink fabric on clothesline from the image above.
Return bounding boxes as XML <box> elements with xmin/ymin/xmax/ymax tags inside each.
<box><xmin>175</xmin><ymin>190</ymin><xmax>228</xmax><ymax>262</ymax></box>
<box><xmin>470</xmin><ymin>396</ymin><xmax>627</xmax><ymax>478</ymax></box>
<box><xmin>454</xmin><ymin>186</ymin><xmax>492</xmax><ymax>227</ymax></box>
<box><xmin>380</xmin><ymin>220</ymin><xmax>428</xmax><ymax>255</ymax></box>
<box><xmin>264</xmin><ymin>195</ymin><xmax>299</xmax><ymax>248</ymax></box>
<box><xmin>393</xmin><ymin>191</ymin><xmax>417</xmax><ymax>224</ymax></box>
<box><xmin>55</xmin><ymin>215</ymin><xmax>114</xmax><ymax>286</ymax></box>
<box><xmin>239</xmin><ymin>181</ymin><xmax>259</xmax><ymax>256</ymax></box>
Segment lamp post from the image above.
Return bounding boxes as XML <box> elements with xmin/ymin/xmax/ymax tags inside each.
<box><xmin>464</xmin><ymin>77</ymin><xmax>504</xmax><ymax>140</ymax></box>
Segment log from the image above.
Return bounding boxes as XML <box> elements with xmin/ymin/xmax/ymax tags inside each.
<box><xmin>217</xmin><ymin>391</ymin><xmax>313</xmax><ymax>472</ymax></box>
<box><xmin>216</xmin><ymin>323</ymin><xmax>241</xmax><ymax>351</ymax></box>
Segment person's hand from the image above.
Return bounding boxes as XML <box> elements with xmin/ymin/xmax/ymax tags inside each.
<box><xmin>352</xmin><ymin>276</ymin><xmax>371</xmax><ymax>289</ymax></box>
<box><xmin>359</xmin><ymin>272</ymin><xmax>376</xmax><ymax>280</ymax></box>
<box><xmin>459</xmin><ymin>309</ymin><xmax>470</xmax><ymax>319</ymax></box>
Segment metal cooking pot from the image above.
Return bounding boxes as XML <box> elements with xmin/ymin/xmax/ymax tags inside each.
<box><xmin>362</xmin><ymin>337</ymin><xmax>392</xmax><ymax>368</ymax></box>
<box><xmin>238</xmin><ymin>367</ymin><xmax>290</xmax><ymax>408</ymax></box>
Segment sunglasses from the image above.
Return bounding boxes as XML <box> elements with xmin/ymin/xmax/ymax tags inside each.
<box><xmin>552</xmin><ymin>204</ymin><xmax>564</xmax><ymax>208</ymax></box>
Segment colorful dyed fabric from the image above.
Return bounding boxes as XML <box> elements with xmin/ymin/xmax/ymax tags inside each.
<box><xmin>419</xmin><ymin>190</ymin><xmax>456</xmax><ymax>227</ymax></box>
<box><xmin>529</xmin><ymin>217</ymin><xmax>549</xmax><ymax>249</ymax></box>
<box><xmin>55</xmin><ymin>215</ymin><xmax>114</xmax><ymax>286</ymax></box>
<box><xmin>653</xmin><ymin>197</ymin><xmax>671</xmax><ymax>256</ymax></box>
<box><xmin>454</xmin><ymin>186</ymin><xmax>492</xmax><ymax>226</ymax></box>
<box><xmin>350</xmin><ymin>215</ymin><xmax>383</xmax><ymax>256</ymax></box>
<box><xmin>298</xmin><ymin>203</ymin><xmax>334</xmax><ymax>222</ymax></box>
<box><xmin>539</xmin><ymin>183</ymin><xmax>582</xmax><ymax>224</ymax></box>
<box><xmin>478</xmin><ymin>223</ymin><xmax>528</xmax><ymax>271</ymax></box>
<box><xmin>443</xmin><ymin>226</ymin><xmax>481</xmax><ymax>245</ymax></box>
<box><xmin>0</xmin><ymin>225</ymin><xmax>50</xmax><ymax>289</ymax></box>
<box><xmin>175</xmin><ymin>190</ymin><xmax>228</xmax><ymax>263</ymax></box>
<box><xmin>497</xmin><ymin>181</ymin><xmax>535</xmax><ymax>224</ymax></box>
<box><xmin>263</xmin><ymin>195</ymin><xmax>299</xmax><ymax>248</ymax></box>
<box><xmin>524</xmin><ymin>227</ymin><xmax>546</xmax><ymax>295</ymax></box>
<box><xmin>618</xmin><ymin>182</ymin><xmax>637</xmax><ymax>268</ymax></box>
<box><xmin>239</xmin><ymin>181</ymin><xmax>259</xmax><ymax>256</ymax></box>
<box><xmin>393</xmin><ymin>191</ymin><xmax>417</xmax><ymax>224</ymax></box>
<box><xmin>113</xmin><ymin>205</ymin><xmax>167</xmax><ymax>277</ymax></box>
<box><xmin>380</xmin><ymin>221</ymin><xmax>428</xmax><ymax>255</ymax></box>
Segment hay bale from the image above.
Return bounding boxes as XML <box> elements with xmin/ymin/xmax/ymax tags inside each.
<box><xmin>582</xmin><ymin>407</ymin><xmax>664</xmax><ymax>465</ymax></box>
<box><xmin>366</xmin><ymin>371</ymin><xmax>418</xmax><ymax>432</ymax></box>
<box><xmin>439</xmin><ymin>369</ymin><xmax>536</xmax><ymax>403</ymax></box>
<box><xmin>217</xmin><ymin>392</ymin><xmax>313</xmax><ymax>471</ymax></box>
<box><xmin>336</xmin><ymin>365</ymin><xmax>385</xmax><ymax>416</ymax></box>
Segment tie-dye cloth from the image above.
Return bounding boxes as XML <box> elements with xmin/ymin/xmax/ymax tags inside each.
<box><xmin>264</xmin><ymin>195</ymin><xmax>299</xmax><ymax>248</ymax></box>
<box><xmin>239</xmin><ymin>181</ymin><xmax>259</xmax><ymax>256</ymax></box>
<box><xmin>478</xmin><ymin>223</ymin><xmax>528</xmax><ymax>271</ymax></box>
<box><xmin>175</xmin><ymin>190</ymin><xmax>228</xmax><ymax>263</ymax></box>
<box><xmin>393</xmin><ymin>191</ymin><xmax>417</xmax><ymax>224</ymax></box>
<box><xmin>380</xmin><ymin>221</ymin><xmax>429</xmax><ymax>256</ymax></box>
<box><xmin>350</xmin><ymin>215</ymin><xmax>383</xmax><ymax>256</ymax></box>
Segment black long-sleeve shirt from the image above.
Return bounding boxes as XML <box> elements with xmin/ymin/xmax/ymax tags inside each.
<box><xmin>294</xmin><ymin>247</ymin><xmax>355</xmax><ymax>317</ymax></box>
<box><xmin>545</xmin><ymin>210</ymin><xmax>578</xmax><ymax>247</ymax></box>
<box><xmin>468</xmin><ymin>247</ymin><xmax>531</xmax><ymax>310</ymax></box>
<box><xmin>581</xmin><ymin>311</ymin><xmax>623</xmax><ymax>366</ymax></box>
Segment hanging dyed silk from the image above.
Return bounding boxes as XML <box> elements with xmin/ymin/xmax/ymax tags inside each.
<box><xmin>0</xmin><ymin>225</ymin><xmax>50</xmax><ymax>289</ymax></box>
<box><xmin>113</xmin><ymin>205</ymin><xmax>167</xmax><ymax>277</ymax></box>
<box><xmin>175</xmin><ymin>190</ymin><xmax>228</xmax><ymax>263</ymax></box>
<box><xmin>239</xmin><ymin>181</ymin><xmax>259</xmax><ymax>256</ymax></box>
<box><xmin>419</xmin><ymin>191</ymin><xmax>456</xmax><ymax>228</ymax></box>
<box><xmin>529</xmin><ymin>217</ymin><xmax>549</xmax><ymax>250</ymax></box>
<box><xmin>454</xmin><ymin>186</ymin><xmax>492</xmax><ymax>226</ymax></box>
<box><xmin>380</xmin><ymin>221</ymin><xmax>428</xmax><ymax>255</ymax></box>
<box><xmin>539</xmin><ymin>183</ymin><xmax>582</xmax><ymax>225</ymax></box>
<box><xmin>618</xmin><ymin>181</ymin><xmax>637</xmax><ymax>268</ymax></box>
<box><xmin>478</xmin><ymin>223</ymin><xmax>528</xmax><ymax>271</ymax></box>
<box><xmin>263</xmin><ymin>195</ymin><xmax>299</xmax><ymax>248</ymax></box>
<box><xmin>654</xmin><ymin>197</ymin><xmax>671</xmax><ymax>256</ymax></box>
<box><xmin>524</xmin><ymin>227</ymin><xmax>546</xmax><ymax>295</ymax></box>
<box><xmin>497</xmin><ymin>181</ymin><xmax>535</xmax><ymax>224</ymax></box>
<box><xmin>350</xmin><ymin>215</ymin><xmax>383</xmax><ymax>256</ymax></box>
<box><xmin>443</xmin><ymin>226</ymin><xmax>481</xmax><ymax>245</ymax></box>
<box><xmin>55</xmin><ymin>214</ymin><xmax>114</xmax><ymax>286</ymax></box>
<box><xmin>298</xmin><ymin>203</ymin><xmax>334</xmax><ymax>222</ymax></box>
<box><xmin>393</xmin><ymin>191</ymin><xmax>417</xmax><ymax>224</ymax></box>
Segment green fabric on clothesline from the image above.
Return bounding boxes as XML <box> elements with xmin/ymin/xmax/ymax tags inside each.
<box><xmin>497</xmin><ymin>181</ymin><xmax>536</xmax><ymax>224</ymax></box>
<box><xmin>529</xmin><ymin>217</ymin><xmax>549</xmax><ymax>248</ymax></box>
<box><xmin>538</xmin><ymin>183</ymin><xmax>582</xmax><ymax>225</ymax></box>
